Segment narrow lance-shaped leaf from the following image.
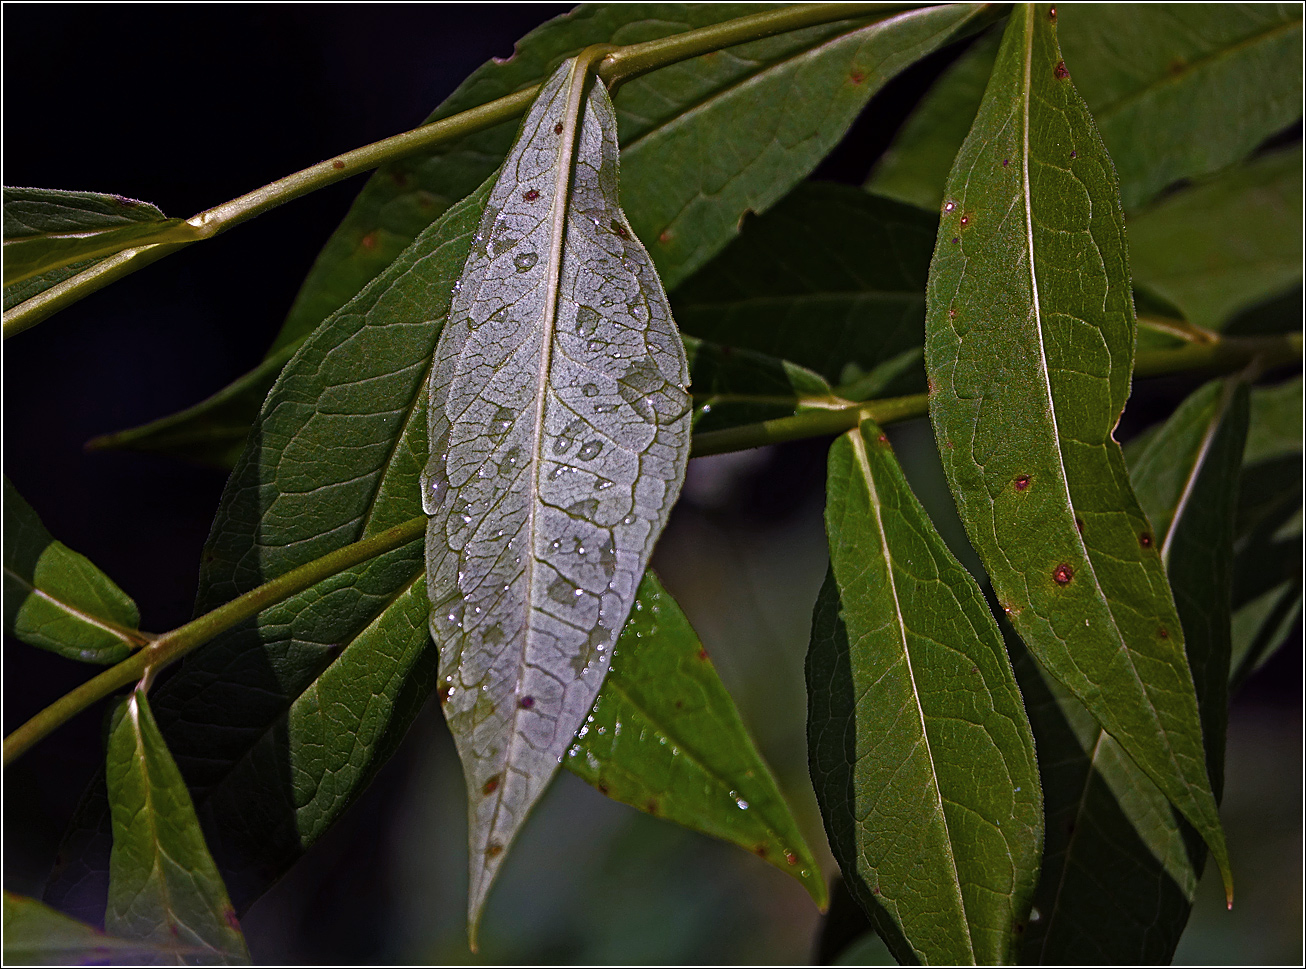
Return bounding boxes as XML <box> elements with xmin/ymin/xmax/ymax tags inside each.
<box><xmin>93</xmin><ymin>3</ymin><xmax>992</xmax><ymax>468</ymax></box>
<box><xmin>3</xmin><ymin>476</ymin><xmax>143</xmax><ymax>663</ymax></box>
<box><xmin>564</xmin><ymin>572</ymin><xmax>826</xmax><ymax>907</ymax></box>
<box><xmin>1022</xmin><ymin>378</ymin><xmax>1250</xmax><ymax>963</ymax></box>
<box><xmin>422</xmin><ymin>58</ymin><xmax>692</xmax><ymax>936</ymax></box>
<box><xmin>808</xmin><ymin>422</ymin><xmax>1042</xmax><ymax>965</ymax></box>
<box><xmin>923</xmin><ymin>2</ymin><xmax>1231</xmax><ymax>898</ymax></box>
<box><xmin>105</xmin><ymin>689</ymin><xmax>250</xmax><ymax>964</ymax></box>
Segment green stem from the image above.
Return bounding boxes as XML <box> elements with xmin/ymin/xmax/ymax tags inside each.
<box><xmin>3</xmin><ymin>330</ymin><xmax>1297</xmax><ymax>764</ymax></box>
<box><xmin>2</xmin><ymin>515</ymin><xmax>426</xmax><ymax>766</ymax></box>
<box><xmin>2</xmin><ymin>2</ymin><xmax>902</xmax><ymax>338</ymax></box>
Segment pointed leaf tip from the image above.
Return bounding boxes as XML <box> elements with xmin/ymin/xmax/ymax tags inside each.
<box><xmin>423</xmin><ymin>57</ymin><xmax>691</xmax><ymax>930</ymax></box>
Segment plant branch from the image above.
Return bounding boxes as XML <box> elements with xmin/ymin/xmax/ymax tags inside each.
<box><xmin>2</xmin><ymin>2</ymin><xmax>903</xmax><ymax>338</ymax></box>
<box><xmin>4</xmin><ymin>329</ymin><xmax>1297</xmax><ymax>764</ymax></box>
<box><xmin>3</xmin><ymin>515</ymin><xmax>426</xmax><ymax>766</ymax></box>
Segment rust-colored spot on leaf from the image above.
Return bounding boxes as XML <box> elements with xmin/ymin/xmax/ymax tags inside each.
<box><xmin>597</xmin><ymin>782</ymin><xmax>609</xmax><ymax>795</ymax></box>
<box><xmin>697</xmin><ymin>648</ymin><xmax>708</xmax><ymax>661</ymax></box>
<box><xmin>523</xmin><ymin>189</ymin><xmax>539</xmax><ymax>201</ymax></box>
<box><xmin>483</xmin><ymin>775</ymin><xmax>501</xmax><ymax>795</ymax></box>
<box><xmin>1054</xmin><ymin>61</ymin><xmax>1070</xmax><ymax>80</ymax></box>
<box><xmin>872</xmin><ymin>886</ymin><xmax>881</xmax><ymax>895</ymax></box>
<box><xmin>1159</xmin><ymin>626</ymin><xmax>1169</xmax><ymax>639</ymax></box>
<box><xmin>658</xmin><ymin>228</ymin><xmax>673</xmax><ymax>245</ymax></box>
<box><xmin>554</xmin><ymin>122</ymin><xmax>564</xmax><ymax>134</ymax></box>
<box><xmin>646</xmin><ymin>798</ymin><xmax>659</xmax><ymax>815</ymax></box>
<box><xmin>785</xmin><ymin>850</ymin><xmax>799</xmax><ymax>866</ymax></box>
<box><xmin>361</xmin><ymin>232</ymin><xmax>378</xmax><ymax>251</ymax></box>
<box><xmin>850</xmin><ymin>70</ymin><xmax>866</xmax><ymax>85</ymax></box>
<box><xmin>224</xmin><ymin>907</ymin><xmax>241</xmax><ymax>930</ymax></box>
<box><xmin>1049</xmin><ymin>6</ymin><xmax>1057</xmax><ymax>21</ymax></box>
<box><xmin>486</xmin><ymin>841</ymin><xmax>504</xmax><ymax>858</ymax></box>
<box><xmin>877</xmin><ymin>433</ymin><xmax>889</xmax><ymax>445</ymax></box>
<box><xmin>753</xmin><ymin>844</ymin><xmax>768</xmax><ymax>858</ymax></box>
<box><xmin>518</xmin><ymin>695</ymin><xmax>535</xmax><ymax>709</ymax></box>
<box><xmin>1014</xmin><ymin>474</ymin><xmax>1031</xmax><ymax>491</ymax></box>
<box><xmin>1075</xmin><ymin>517</ymin><xmax>1084</xmax><ymax>535</ymax></box>
<box><xmin>948</xmin><ymin>306</ymin><xmax>958</xmax><ymax>319</ymax></box>
<box><xmin>959</xmin><ymin>214</ymin><xmax>970</xmax><ymax>227</ymax></box>
<box><xmin>1139</xmin><ymin>532</ymin><xmax>1153</xmax><ymax>548</ymax></box>
<box><xmin>392</xmin><ymin>170</ymin><xmax>409</xmax><ymax>188</ymax></box>
<box><xmin>438</xmin><ymin>684</ymin><xmax>452</xmax><ymax>704</ymax></box>
<box><xmin>1054</xmin><ymin>563</ymin><xmax>1074</xmax><ymax>586</ymax></box>
<box><xmin>332</xmin><ymin>159</ymin><xmax>346</xmax><ymax>170</ymax></box>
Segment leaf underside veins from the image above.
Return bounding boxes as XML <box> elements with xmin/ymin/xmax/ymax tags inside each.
<box><xmin>421</xmin><ymin>58</ymin><xmax>691</xmax><ymax>932</ymax></box>
<box><xmin>923</xmin><ymin>2</ymin><xmax>1230</xmax><ymax>899</ymax></box>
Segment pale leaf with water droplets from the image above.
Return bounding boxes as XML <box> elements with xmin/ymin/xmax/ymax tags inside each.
<box><xmin>421</xmin><ymin>56</ymin><xmax>691</xmax><ymax>935</ymax></box>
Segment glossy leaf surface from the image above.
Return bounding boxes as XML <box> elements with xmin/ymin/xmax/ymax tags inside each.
<box><xmin>101</xmin><ymin>3</ymin><xmax>990</xmax><ymax>468</ymax></box>
<box><xmin>2</xmin><ymin>892</ymin><xmax>204</xmax><ymax>966</ymax></box>
<box><xmin>2</xmin><ymin>187</ymin><xmax>175</xmax><ymax>311</ymax></box>
<box><xmin>809</xmin><ymin>422</ymin><xmax>1042</xmax><ymax>965</ymax></box>
<box><xmin>105</xmin><ymin>690</ymin><xmax>250</xmax><ymax>964</ymax></box>
<box><xmin>1059</xmin><ymin>2</ymin><xmax>1303</xmax><ymax>210</ymax></box>
<box><xmin>3</xmin><ymin>476</ymin><xmax>140</xmax><ymax>663</ymax></box>
<box><xmin>923</xmin><ymin>2</ymin><xmax>1229</xmax><ymax>894</ymax></box>
<box><xmin>422</xmin><ymin>59</ymin><xmax>692</xmax><ymax>930</ymax></box>
<box><xmin>1022</xmin><ymin>379</ymin><xmax>1250</xmax><ymax>963</ymax></box>
<box><xmin>673</xmin><ymin>182</ymin><xmax>936</xmax><ymax>393</ymax></box>
<box><xmin>565</xmin><ymin>572</ymin><xmax>825</xmax><ymax>906</ymax></box>
<box><xmin>1128</xmin><ymin>148</ymin><xmax>1303</xmax><ymax>331</ymax></box>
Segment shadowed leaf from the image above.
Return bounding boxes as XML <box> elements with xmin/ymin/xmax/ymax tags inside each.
<box><xmin>923</xmin><ymin>2</ymin><xmax>1230</xmax><ymax>897</ymax></box>
<box><xmin>2</xmin><ymin>892</ymin><xmax>208</xmax><ymax>966</ymax></box>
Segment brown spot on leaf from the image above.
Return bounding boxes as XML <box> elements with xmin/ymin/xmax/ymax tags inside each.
<box><xmin>658</xmin><ymin>228</ymin><xmax>673</xmax><ymax>244</ymax></box>
<box><xmin>850</xmin><ymin>70</ymin><xmax>866</xmax><ymax>85</ymax></box>
<box><xmin>697</xmin><ymin>648</ymin><xmax>708</xmax><ymax>661</ymax></box>
<box><xmin>1014</xmin><ymin>474</ymin><xmax>1031</xmax><ymax>491</ymax></box>
<box><xmin>1049</xmin><ymin>6</ymin><xmax>1057</xmax><ymax>21</ymax></box>
<box><xmin>361</xmin><ymin>232</ymin><xmax>378</xmax><ymax>251</ymax></box>
<box><xmin>392</xmin><ymin>170</ymin><xmax>409</xmax><ymax>188</ymax></box>
<box><xmin>1054</xmin><ymin>563</ymin><xmax>1074</xmax><ymax>586</ymax></box>
<box><xmin>1139</xmin><ymin>532</ymin><xmax>1153</xmax><ymax>548</ymax></box>
<box><xmin>877</xmin><ymin>433</ymin><xmax>889</xmax><ymax>445</ymax></box>
<box><xmin>518</xmin><ymin>695</ymin><xmax>535</xmax><ymax>709</ymax></box>
<box><xmin>332</xmin><ymin>159</ymin><xmax>346</xmax><ymax>170</ymax></box>
<box><xmin>523</xmin><ymin>188</ymin><xmax>539</xmax><ymax>201</ymax></box>
<box><xmin>646</xmin><ymin>798</ymin><xmax>659</xmax><ymax>814</ymax></box>
<box><xmin>483</xmin><ymin>775</ymin><xmax>500</xmax><ymax>795</ymax></box>
<box><xmin>753</xmin><ymin>844</ymin><xmax>768</xmax><ymax>858</ymax></box>
<box><xmin>785</xmin><ymin>850</ymin><xmax>799</xmax><ymax>866</ymax></box>
<box><xmin>554</xmin><ymin>122</ymin><xmax>564</xmax><ymax>134</ymax></box>
<box><xmin>438</xmin><ymin>684</ymin><xmax>452</xmax><ymax>704</ymax></box>
<box><xmin>948</xmin><ymin>306</ymin><xmax>958</xmax><ymax>319</ymax></box>
<box><xmin>872</xmin><ymin>886</ymin><xmax>881</xmax><ymax>895</ymax></box>
<box><xmin>1054</xmin><ymin>61</ymin><xmax>1070</xmax><ymax>80</ymax></box>
<box><xmin>610</xmin><ymin>219</ymin><xmax>629</xmax><ymax>239</ymax></box>
<box><xmin>486</xmin><ymin>842</ymin><xmax>504</xmax><ymax>858</ymax></box>
<box><xmin>1159</xmin><ymin>626</ymin><xmax>1169</xmax><ymax>639</ymax></box>
<box><xmin>1015</xmin><ymin>922</ymin><xmax>1026</xmax><ymax>935</ymax></box>
<box><xmin>960</xmin><ymin>214</ymin><xmax>970</xmax><ymax>227</ymax></box>
<box><xmin>674</xmin><ymin>699</ymin><xmax>683</xmax><ymax>709</ymax></box>
<box><xmin>597</xmin><ymin>783</ymin><xmax>609</xmax><ymax>795</ymax></box>
<box><xmin>1075</xmin><ymin>517</ymin><xmax>1084</xmax><ymax>535</ymax></box>
<box><xmin>1167</xmin><ymin>57</ymin><xmax>1187</xmax><ymax>75</ymax></box>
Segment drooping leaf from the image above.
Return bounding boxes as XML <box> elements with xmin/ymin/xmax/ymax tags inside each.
<box><xmin>1230</xmin><ymin>377</ymin><xmax>1303</xmax><ymax>686</ymax></box>
<box><xmin>864</xmin><ymin>28</ymin><xmax>1001</xmax><ymax>210</ymax></box>
<box><xmin>808</xmin><ymin>421</ymin><xmax>1042</xmax><ymax>965</ymax></box>
<box><xmin>2</xmin><ymin>891</ymin><xmax>206</xmax><ymax>966</ymax></box>
<box><xmin>105</xmin><ymin>689</ymin><xmax>250</xmax><ymax>964</ymax></box>
<box><xmin>1128</xmin><ymin>148</ymin><xmax>1303</xmax><ymax>332</ymax></box>
<box><xmin>2</xmin><ymin>187</ymin><xmax>180</xmax><ymax>311</ymax></box>
<box><xmin>1058</xmin><ymin>2</ymin><xmax>1303</xmax><ymax>210</ymax></box>
<box><xmin>563</xmin><ymin>571</ymin><xmax>825</xmax><ymax>906</ymax></box>
<box><xmin>673</xmin><ymin>182</ymin><xmax>937</xmax><ymax>393</ymax></box>
<box><xmin>1021</xmin><ymin>378</ymin><xmax>1250</xmax><ymax>963</ymax></box>
<box><xmin>97</xmin><ymin>2</ymin><xmax>992</xmax><ymax>468</ymax></box>
<box><xmin>422</xmin><ymin>58</ymin><xmax>692</xmax><ymax>935</ymax></box>
<box><xmin>923</xmin><ymin>1</ymin><xmax>1230</xmax><ymax>897</ymax></box>
<box><xmin>867</xmin><ymin>5</ymin><xmax>1304</xmax><ymax>214</ymax></box>
<box><xmin>3</xmin><ymin>476</ymin><xmax>142</xmax><ymax>663</ymax></box>
<box><xmin>46</xmin><ymin>178</ymin><xmax>492</xmax><ymax>928</ymax></box>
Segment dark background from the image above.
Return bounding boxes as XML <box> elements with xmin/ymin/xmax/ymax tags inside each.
<box><xmin>4</xmin><ymin>5</ymin><xmax>1300</xmax><ymax>964</ymax></box>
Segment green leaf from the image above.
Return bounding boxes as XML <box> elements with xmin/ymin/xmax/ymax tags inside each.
<box><xmin>1230</xmin><ymin>377</ymin><xmax>1302</xmax><ymax>686</ymax></box>
<box><xmin>673</xmin><ymin>182</ymin><xmax>937</xmax><ymax>392</ymax></box>
<box><xmin>422</xmin><ymin>59</ymin><xmax>692</xmax><ymax>933</ymax></box>
<box><xmin>1020</xmin><ymin>378</ymin><xmax>1250</xmax><ymax>962</ymax></box>
<box><xmin>2</xmin><ymin>187</ymin><xmax>180</xmax><ymax>310</ymax></box>
<box><xmin>867</xmin><ymin>5</ymin><xmax>1304</xmax><ymax>214</ymax></box>
<box><xmin>1058</xmin><ymin>3</ymin><xmax>1303</xmax><ymax>210</ymax></box>
<box><xmin>100</xmin><ymin>3</ymin><xmax>991</xmax><ymax>469</ymax></box>
<box><xmin>105</xmin><ymin>689</ymin><xmax>250</xmax><ymax>964</ymax></box>
<box><xmin>2</xmin><ymin>891</ymin><xmax>207</xmax><ymax>966</ymax></box>
<box><xmin>1127</xmin><ymin>148</ymin><xmax>1303</xmax><ymax>331</ymax></box>
<box><xmin>923</xmin><ymin>2</ymin><xmax>1230</xmax><ymax>899</ymax></box>
<box><xmin>808</xmin><ymin>422</ymin><xmax>1042</xmax><ymax>965</ymax></box>
<box><xmin>3</xmin><ymin>476</ymin><xmax>141</xmax><ymax>663</ymax></box>
<box><xmin>864</xmin><ymin>28</ymin><xmax>1001</xmax><ymax>210</ymax></box>
<box><xmin>564</xmin><ymin>571</ymin><xmax>826</xmax><ymax>907</ymax></box>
